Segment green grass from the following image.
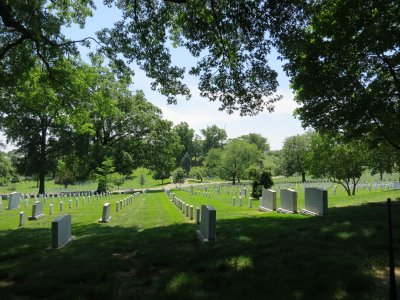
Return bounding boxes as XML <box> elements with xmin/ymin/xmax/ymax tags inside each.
<box><xmin>0</xmin><ymin>187</ymin><xmax>399</xmax><ymax>299</ymax></box>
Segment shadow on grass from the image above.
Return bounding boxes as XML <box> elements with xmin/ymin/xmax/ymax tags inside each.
<box><xmin>0</xmin><ymin>202</ymin><xmax>398</xmax><ymax>299</ymax></box>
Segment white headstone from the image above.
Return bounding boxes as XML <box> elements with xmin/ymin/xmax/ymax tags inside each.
<box><xmin>196</xmin><ymin>205</ymin><xmax>216</xmax><ymax>242</ymax></box>
<box><xmin>51</xmin><ymin>214</ymin><xmax>75</xmax><ymax>248</ymax></box>
<box><xmin>99</xmin><ymin>203</ymin><xmax>111</xmax><ymax>223</ymax></box>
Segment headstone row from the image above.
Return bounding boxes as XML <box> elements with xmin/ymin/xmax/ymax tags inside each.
<box><xmin>259</xmin><ymin>187</ymin><xmax>328</xmax><ymax>216</ymax></box>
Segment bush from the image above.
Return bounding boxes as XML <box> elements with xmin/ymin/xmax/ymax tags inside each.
<box><xmin>172</xmin><ymin>167</ymin><xmax>186</xmax><ymax>184</ymax></box>
<box><xmin>251</xmin><ymin>171</ymin><xmax>273</xmax><ymax>199</ymax></box>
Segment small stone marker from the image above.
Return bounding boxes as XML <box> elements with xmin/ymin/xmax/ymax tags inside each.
<box><xmin>195</xmin><ymin>207</ymin><xmax>200</xmax><ymax>224</ymax></box>
<box><xmin>29</xmin><ymin>201</ymin><xmax>45</xmax><ymax>220</ymax></box>
<box><xmin>277</xmin><ymin>189</ymin><xmax>297</xmax><ymax>214</ymax></box>
<box><xmin>196</xmin><ymin>205</ymin><xmax>216</xmax><ymax>242</ymax></box>
<box><xmin>189</xmin><ymin>205</ymin><xmax>194</xmax><ymax>220</ymax></box>
<box><xmin>120</xmin><ymin>200</ymin><xmax>123</xmax><ymax>210</ymax></box>
<box><xmin>259</xmin><ymin>188</ymin><xmax>276</xmax><ymax>212</ymax></box>
<box><xmin>51</xmin><ymin>214</ymin><xmax>75</xmax><ymax>249</ymax></box>
<box><xmin>60</xmin><ymin>202</ymin><xmax>64</xmax><ymax>211</ymax></box>
<box><xmin>300</xmin><ymin>188</ymin><xmax>328</xmax><ymax>216</ymax></box>
<box><xmin>116</xmin><ymin>201</ymin><xmax>119</xmax><ymax>212</ymax></box>
<box><xmin>99</xmin><ymin>203</ymin><xmax>111</xmax><ymax>223</ymax></box>
<box><xmin>49</xmin><ymin>204</ymin><xmax>54</xmax><ymax>215</ymax></box>
<box><xmin>248</xmin><ymin>197</ymin><xmax>252</xmax><ymax>208</ymax></box>
<box><xmin>185</xmin><ymin>204</ymin><xmax>189</xmax><ymax>217</ymax></box>
<box><xmin>69</xmin><ymin>199</ymin><xmax>72</xmax><ymax>209</ymax></box>
<box><xmin>75</xmin><ymin>198</ymin><xmax>79</xmax><ymax>207</ymax></box>
<box><xmin>232</xmin><ymin>197</ymin><xmax>235</xmax><ymax>206</ymax></box>
<box><xmin>8</xmin><ymin>192</ymin><xmax>21</xmax><ymax>210</ymax></box>
<box><xmin>238</xmin><ymin>196</ymin><xmax>242</xmax><ymax>207</ymax></box>
<box><xmin>0</xmin><ymin>200</ymin><xmax>3</xmax><ymax>212</ymax></box>
<box><xmin>19</xmin><ymin>212</ymin><xmax>25</xmax><ymax>227</ymax></box>
<box><xmin>24</xmin><ymin>199</ymin><xmax>29</xmax><ymax>208</ymax></box>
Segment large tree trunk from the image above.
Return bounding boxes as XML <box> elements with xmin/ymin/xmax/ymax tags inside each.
<box><xmin>301</xmin><ymin>171</ymin><xmax>306</xmax><ymax>183</ymax></box>
<box><xmin>39</xmin><ymin>173</ymin><xmax>45</xmax><ymax>195</ymax></box>
<box><xmin>39</xmin><ymin>123</ymin><xmax>47</xmax><ymax>195</ymax></box>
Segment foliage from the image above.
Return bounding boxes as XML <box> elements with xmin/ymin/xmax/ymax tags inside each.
<box><xmin>308</xmin><ymin>133</ymin><xmax>368</xmax><ymax>196</ymax></box>
<box><xmin>205</xmin><ymin>139</ymin><xmax>263</xmax><ymax>184</ymax></box>
<box><xmin>147</xmin><ymin>119</ymin><xmax>181</xmax><ymax>184</ymax></box>
<box><xmin>171</xmin><ymin>167</ymin><xmax>186</xmax><ymax>184</ymax></box>
<box><xmin>280</xmin><ymin>132</ymin><xmax>312</xmax><ymax>182</ymax></box>
<box><xmin>0</xmin><ymin>152</ymin><xmax>14</xmax><ymax>185</ymax></box>
<box><xmin>189</xmin><ymin>166</ymin><xmax>205</xmax><ymax>182</ymax></box>
<box><xmin>367</xmin><ymin>142</ymin><xmax>397</xmax><ymax>180</ymax></box>
<box><xmin>112</xmin><ymin>175</ymin><xmax>126</xmax><ymax>190</ymax></box>
<box><xmin>180</xmin><ymin>152</ymin><xmax>191</xmax><ymax>174</ymax></box>
<box><xmin>173</xmin><ymin>122</ymin><xmax>195</xmax><ymax>165</ymax></box>
<box><xmin>54</xmin><ymin>160</ymin><xmax>76</xmax><ymax>188</ymax></box>
<box><xmin>251</xmin><ymin>171</ymin><xmax>274</xmax><ymax>199</ymax></box>
<box><xmin>95</xmin><ymin>158</ymin><xmax>115</xmax><ymax>193</ymax></box>
<box><xmin>201</xmin><ymin>125</ymin><xmax>227</xmax><ymax>155</ymax></box>
<box><xmin>1</xmin><ymin>0</ymin><xmax>283</xmax><ymax>115</ymax></box>
<box><xmin>0</xmin><ymin>61</ymin><xmax>88</xmax><ymax>193</ymax></box>
<box><xmin>275</xmin><ymin>0</ymin><xmax>400</xmax><ymax>150</ymax></box>
<box><xmin>239</xmin><ymin>133</ymin><xmax>270</xmax><ymax>153</ymax></box>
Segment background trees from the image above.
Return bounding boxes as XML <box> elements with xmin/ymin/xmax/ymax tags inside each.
<box><xmin>279</xmin><ymin>132</ymin><xmax>312</xmax><ymax>182</ymax></box>
<box><xmin>308</xmin><ymin>133</ymin><xmax>368</xmax><ymax>195</ymax></box>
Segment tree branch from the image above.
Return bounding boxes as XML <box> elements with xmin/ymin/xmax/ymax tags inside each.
<box><xmin>0</xmin><ymin>36</ymin><xmax>26</xmax><ymax>60</ymax></box>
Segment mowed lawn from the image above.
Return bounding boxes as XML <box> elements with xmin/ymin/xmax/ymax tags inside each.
<box><xmin>0</xmin><ymin>188</ymin><xmax>399</xmax><ymax>299</ymax></box>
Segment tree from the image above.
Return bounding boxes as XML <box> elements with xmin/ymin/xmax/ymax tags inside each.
<box><xmin>173</xmin><ymin>122</ymin><xmax>195</xmax><ymax>164</ymax></box>
<box><xmin>0</xmin><ymin>61</ymin><xmax>88</xmax><ymax>194</ymax></box>
<box><xmin>251</xmin><ymin>171</ymin><xmax>274</xmax><ymax>199</ymax></box>
<box><xmin>280</xmin><ymin>132</ymin><xmax>312</xmax><ymax>182</ymax></box>
<box><xmin>147</xmin><ymin>119</ymin><xmax>181</xmax><ymax>185</ymax></box>
<box><xmin>205</xmin><ymin>139</ymin><xmax>263</xmax><ymax>184</ymax></box>
<box><xmin>54</xmin><ymin>160</ymin><xmax>76</xmax><ymax>188</ymax></box>
<box><xmin>201</xmin><ymin>125</ymin><xmax>227</xmax><ymax>155</ymax></box>
<box><xmin>171</xmin><ymin>167</ymin><xmax>186</xmax><ymax>184</ymax></box>
<box><xmin>180</xmin><ymin>152</ymin><xmax>191</xmax><ymax>174</ymax></box>
<box><xmin>0</xmin><ymin>152</ymin><xmax>14</xmax><ymax>185</ymax></box>
<box><xmin>1</xmin><ymin>0</ymin><xmax>283</xmax><ymax>115</ymax></box>
<box><xmin>308</xmin><ymin>133</ymin><xmax>368</xmax><ymax>196</ymax></box>
<box><xmin>239</xmin><ymin>133</ymin><xmax>270</xmax><ymax>153</ymax></box>
<box><xmin>95</xmin><ymin>158</ymin><xmax>115</xmax><ymax>193</ymax></box>
<box><xmin>275</xmin><ymin>1</ymin><xmax>400</xmax><ymax>150</ymax></box>
<box><xmin>367</xmin><ymin>142</ymin><xmax>397</xmax><ymax>180</ymax></box>
<box><xmin>189</xmin><ymin>166</ymin><xmax>205</xmax><ymax>182</ymax></box>
<box><xmin>112</xmin><ymin>175</ymin><xmax>126</xmax><ymax>190</ymax></box>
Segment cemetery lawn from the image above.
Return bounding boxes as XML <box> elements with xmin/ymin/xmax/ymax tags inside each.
<box><xmin>0</xmin><ymin>189</ymin><xmax>399</xmax><ymax>299</ymax></box>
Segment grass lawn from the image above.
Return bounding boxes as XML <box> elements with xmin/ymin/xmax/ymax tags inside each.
<box><xmin>0</xmin><ymin>187</ymin><xmax>399</xmax><ymax>299</ymax></box>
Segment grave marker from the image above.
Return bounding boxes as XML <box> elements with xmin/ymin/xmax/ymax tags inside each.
<box><xmin>259</xmin><ymin>188</ymin><xmax>276</xmax><ymax>212</ymax></box>
<box><xmin>8</xmin><ymin>192</ymin><xmax>21</xmax><ymax>210</ymax></box>
<box><xmin>196</xmin><ymin>205</ymin><xmax>216</xmax><ymax>242</ymax></box>
<box><xmin>277</xmin><ymin>189</ymin><xmax>297</xmax><ymax>214</ymax></box>
<box><xmin>51</xmin><ymin>214</ymin><xmax>75</xmax><ymax>249</ymax></box>
<box><xmin>29</xmin><ymin>201</ymin><xmax>45</xmax><ymax>220</ymax></box>
<box><xmin>19</xmin><ymin>212</ymin><xmax>25</xmax><ymax>227</ymax></box>
<box><xmin>300</xmin><ymin>188</ymin><xmax>328</xmax><ymax>216</ymax></box>
<box><xmin>99</xmin><ymin>203</ymin><xmax>111</xmax><ymax>223</ymax></box>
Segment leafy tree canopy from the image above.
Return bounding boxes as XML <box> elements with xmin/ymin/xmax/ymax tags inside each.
<box><xmin>0</xmin><ymin>0</ymin><xmax>285</xmax><ymax>115</ymax></box>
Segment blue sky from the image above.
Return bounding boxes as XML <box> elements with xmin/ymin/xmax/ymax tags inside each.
<box><xmin>4</xmin><ymin>2</ymin><xmax>306</xmax><ymax>151</ymax></box>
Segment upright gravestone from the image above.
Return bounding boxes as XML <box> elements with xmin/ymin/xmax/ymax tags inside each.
<box><xmin>29</xmin><ymin>201</ymin><xmax>45</xmax><ymax>220</ymax></box>
<box><xmin>195</xmin><ymin>207</ymin><xmax>200</xmax><ymax>225</ymax></box>
<box><xmin>277</xmin><ymin>189</ymin><xmax>297</xmax><ymax>214</ymax></box>
<box><xmin>300</xmin><ymin>188</ymin><xmax>328</xmax><ymax>216</ymax></box>
<box><xmin>196</xmin><ymin>205</ymin><xmax>216</xmax><ymax>242</ymax></box>
<box><xmin>232</xmin><ymin>197</ymin><xmax>235</xmax><ymax>206</ymax></box>
<box><xmin>49</xmin><ymin>204</ymin><xmax>54</xmax><ymax>215</ymax></box>
<box><xmin>238</xmin><ymin>196</ymin><xmax>242</xmax><ymax>207</ymax></box>
<box><xmin>189</xmin><ymin>205</ymin><xmax>194</xmax><ymax>220</ymax></box>
<box><xmin>51</xmin><ymin>214</ymin><xmax>75</xmax><ymax>249</ymax></box>
<box><xmin>259</xmin><ymin>188</ymin><xmax>276</xmax><ymax>212</ymax></box>
<box><xmin>8</xmin><ymin>192</ymin><xmax>21</xmax><ymax>210</ymax></box>
<box><xmin>99</xmin><ymin>203</ymin><xmax>111</xmax><ymax>223</ymax></box>
<box><xmin>248</xmin><ymin>197</ymin><xmax>252</xmax><ymax>208</ymax></box>
<box><xmin>60</xmin><ymin>202</ymin><xmax>64</xmax><ymax>211</ymax></box>
<box><xmin>19</xmin><ymin>211</ymin><xmax>25</xmax><ymax>226</ymax></box>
